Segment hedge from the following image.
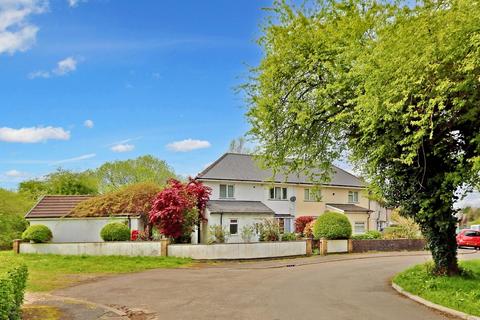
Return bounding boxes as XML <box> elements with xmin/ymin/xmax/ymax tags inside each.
<box><xmin>0</xmin><ymin>265</ymin><xmax>28</xmax><ymax>320</ymax></box>
<box><xmin>100</xmin><ymin>222</ymin><xmax>131</xmax><ymax>241</ymax></box>
<box><xmin>313</xmin><ymin>211</ymin><xmax>352</xmax><ymax>239</ymax></box>
<box><xmin>351</xmin><ymin>230</ymin><xmax>382</xmax><ymax>240</ymax></box>
<box><xmin>21</xmin><ymin>224</ymin><xmax>52</xmax><ymax>243</ymax></box>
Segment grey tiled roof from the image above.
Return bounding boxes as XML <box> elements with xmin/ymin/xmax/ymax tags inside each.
<box><xmin>207</xmin><ymin>200</ymin><xmax>275</xmax><ymax>214</ymax></box>
<box><xmin>326</xmin><ymin>203</ymin><xmax>372</xmax><ymax>213</ymax></box>
<box><xmin>197</xmin><ymin>153</ymin><xmax>364</xmax><ymax>188</ymax></box>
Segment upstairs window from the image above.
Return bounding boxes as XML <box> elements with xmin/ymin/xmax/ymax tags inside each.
<box><xmin>348</xmin><ymin>191</ymin><xmax>359</xmax><ymax>203</ymax></box>
<box><xmin>269</xmin><ymin>187</ymin><xmax>287</xmax><ymax>200</ymax></box>
<box><xmin>304</xmin><ymin>188</ymin><xmax>321</xmax><ymax>202</ymax></box>
<box><xmin>220</xmin><ymin>184</ymin><xmax>234</xmax><ymax>198</ymax></box>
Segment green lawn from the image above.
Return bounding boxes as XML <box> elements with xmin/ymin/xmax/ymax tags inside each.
<box><xmin>393</xmin><ymin>260</ymin><xmax>480</xmax><ymax>317</ymax></box>
<box><xmin>0</xmin><ymin>251</ymin><xmax>191</xmax><ymax>292</ymax></box>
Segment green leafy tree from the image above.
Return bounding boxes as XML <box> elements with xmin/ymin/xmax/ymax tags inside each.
<box><xmin>94</xmin><ymin>155</ymin><xmax>176</xmax><ymax>193</ymax></box>
<box><xmin>19</xmin><ymin>169</ymin><xmax>97</xmax><ymax>200</ymax></box>
<box><xmin>0</xmin><ymin>189</ymin><xmax>33</xmax><ymax>249</ymax></box>
<box><xmin>245</xmin><ymin>0</ymin><xmax>480</xmax><ymax>275</ymax></box>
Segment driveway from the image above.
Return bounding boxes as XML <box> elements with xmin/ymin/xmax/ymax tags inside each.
<box><xmin>56</xmin><ymin>251</ymin><xmax>480</xmax><ymax>320</ymax></box>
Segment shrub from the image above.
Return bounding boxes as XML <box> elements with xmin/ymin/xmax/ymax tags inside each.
<box><xmin>100</xmin><ymin>222</ymin><xmax>131</xmax><ymax>241</ymax></box>
<box><xmin>241</xmin><ymin>225</ymin><xmax>255</xmax><ymax>243</ymax></box>
<box><xmin>351</xmin><ymin>230</ymin><xmax>382</xmax><ymax>240</ymax></box>
<box><xmin>0</xmin><ymin>264</ymin><xmax>28</xmax><ymax>320</ymax></box>
<box><xmin>383</xmin><ymin>211</ymin><xmax>422</xmax><ymax>239</ymax></box>
<box><xmin>21</xmin><ymin>225</ymin><xmax>52</xmax><ymax>243</ymax></box>
<box><xmin>208</xmin><ymin>225</ymin><xmax>228</xmax><ymax>244</ymax></box>
<box><xmin>281</xmin><ymin>232</ymin><xmax>297</xmax><ymax>241</ymax></box>
<box><xmin>304</xmin><ymin>220</ymin><xmax>315</xmax><ymax>238</ymax></box>
<box><xmin>294</xmin><ymin>216</ymin><xmax>315</xmax><ymax>234</ymax></box>
<box><xmin>313</xmin><ymin>212</ymin><xmax>352</xmax><ymax>240</ymax></box>
<box><xmin>258</xmin><ymin>218</ymin><xmax>280</xmax><ymax>241</ymax></box>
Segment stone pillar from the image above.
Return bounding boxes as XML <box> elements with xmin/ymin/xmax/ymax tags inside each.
<box><xmin>305</xmin><ymin>238</ymin><xmax>313</xmax><ymax>256</ymax></box>
<box><xmin>348</xmin><ymin>239</ymin><xmax>353</xmax><ymax>253</ymax></box>
<box><xmin>319</xmin><ymin>238</ymin><xmax>328</xmax><ymax>256</ymax></box>
<box><xmin>160</xmin><ymin>239</ymin><xmax>170</xmax><ymax>256</ymax></box>
<box><xmin>12</xmin><ymin>239</ymin><xmax>21</xmax><ymax>254</ymax></box>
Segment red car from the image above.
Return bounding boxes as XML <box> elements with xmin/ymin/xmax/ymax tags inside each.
<box><xmin>456</xmin><ymin>229</ymin><xmax>480</xmax><ymax>249</ymax></box>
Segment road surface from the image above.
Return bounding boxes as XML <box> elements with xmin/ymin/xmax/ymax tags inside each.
<box><xmin>56</xmin><ymin>251</ymin><xmax>480</xmax><ymax>320</ymax></box>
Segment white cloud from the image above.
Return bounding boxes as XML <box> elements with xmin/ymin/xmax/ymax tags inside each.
<box><xmin>111</xmin><ymin>143</ymin><xmax>135</xmax><ymax>153</ymax></box>
<box><xmin>84</xmin><ymin>119</ymin><xmax>94</xmax><ymax>128</ymax></box>
<box><xmin>53</xmin><ymin>56</ymin><xmax>77</xmax><ymax>75</ymax></box>
<box><xmin>67</xmin><ymin>0</ymin><xmax>86</xmax><ymax>7</ymax></box>
<box><xmin>5</xmin><ymin>169</ymin><xmax>25</xmax><ymax>178</ymax></box>
<box><xmin>0</xmin><ymin>126</ymin><xmax>70</xmax><ymax>143</ymax></box>
<box><xmin>0</xmin><ymin>0</ymin><xmax>48</xmax><ymax>55</ymax></box>
<box><xmin>51</xmin><ymin>153</ymin><xmax>96</xmax><ymax>165</ymax></box>
<box><xmin>29</xmin><ymin>56</ymin><xmax>79</xmax><ymax>79</ymax></box>
<box><xmin>167</xmin><ymin>139</ymin><xmax>211</xmax><ymax>152</ymax></box>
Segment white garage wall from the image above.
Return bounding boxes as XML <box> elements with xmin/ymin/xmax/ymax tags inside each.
<box><xmin>28</xmin><ymin>217</ymin><xmax>143</xmax><ymax>243</ymax></box>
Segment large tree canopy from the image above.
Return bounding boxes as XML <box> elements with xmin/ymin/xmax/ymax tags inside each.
<box><xmin>94</xmin><ymin>155</ymin><xmax>177</xmax><ymax>193</ymax></box>
<box><xmin>246</xmin><ymin>0</ymin><xmax>480</xmax><ymax>275</ymax></box>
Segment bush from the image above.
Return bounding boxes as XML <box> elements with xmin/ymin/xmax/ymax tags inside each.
<box><xmin>208</xmin><ymin>225</ymin><xmax>228</xmax><ymax>244</ymax></box>
<box><xmin>351</xmin><ymin>230</ymin><xmax>382</xmax><ymax>240</ymax></box>
<box><xmin>241</xmin><ymin>225</ymin><xmax>255</xmax><ymax>243</ymax></box>
<box><xmin>313</xmin><ymin>212</ymin><xmax>352</xmax><ymax>240</ymax></box>
<box><xmin>21</xmin><ymin>225</ymin><xmax>52</xmax><ymax>243</ymax></box>
<box><xmin>0</xmin><ymin>264</ymin><xmax>28</xmax><ymax>320</ymax></box>
<box><xmin>281</xmin><ymin>232</ymin><xmax>297</xmax><ymax>241</ymax></box>
<box><xmin>294</xmin><ymin>216</ymin><xmax>315</xmax><ymax>234</ymax></box>
<box><xmin>0</xmin><ymin>214</ymin><xmax>28</xmax><ymax>250</ymax></box>
<box><xmin>100</xmin><ymin>222</ymin><xmax>131</xmax><ymax>241</ymax></box>
<box><xmin>383</xmin><ymin>211</ymin><xmax>422</xmax><ymax>239</ymax></box>
<box><xmin>258</xmin><ymin>218</ymin><xmax>281</xmax><ymax>241</ymax></box>
<box><xmin>304</xmin><ymin>220</ymin><xmax>315</xmax><ymax>238</ymax></box>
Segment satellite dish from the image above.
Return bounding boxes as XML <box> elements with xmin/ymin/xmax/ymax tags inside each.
<box><xmin>290</xmin><ymin>196</ymin><xmax>296</xmax><ymax>202</ymax></box>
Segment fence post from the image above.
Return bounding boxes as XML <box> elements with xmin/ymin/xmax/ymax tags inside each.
<box><xmin>160</xmin><ymin>239</ymin><xmax>170</xmax><ymax>257</ymax></box>
<box><xmin>12</xmin><ymin>239</ymin><xmax>21</xmax><ymax>254</ymax></box>
<box><xmin>319</xmin><ymin>238</ymin><xmax>328</xmax><ymax>256</ymax></box>
<box><xmin>348</xmin><ymin>239</ymin><xmax>353</xmax><ymax>253</ymax></box>
<box><xmin>305</xmin><ymin>238</ymin><xmax>312</xmax><ymax>256</ymax></box>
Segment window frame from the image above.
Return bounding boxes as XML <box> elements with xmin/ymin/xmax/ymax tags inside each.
<box><xmin>229</xmin><ymin>218</ymin><xmax>239</xmax><ymax>235</ymax></box>
<box><xmin>354</xmin><ymin>222</ymin><xmax>366</xmax><ymax>234</ymax></box>
<box><xmin>269</xmin><ymin>187</ymin><xmax>288</xmax><ymax>200</ymax></box>
<box><xmin>304</xmin><ymin>188</ymin><xmax>321</xmax><ymax>202</ymax></box>
<box><xmin>219</xmin><ymin>184</ymin><xmax>235</xmax><ymax>199</ymax></box>
<box><xmin>348</xmin><ymin>191</ymin><xmax>359</xmax><ymax>203</ymax></box>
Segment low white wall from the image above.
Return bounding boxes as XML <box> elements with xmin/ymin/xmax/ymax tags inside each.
<box><xmin>19</xmin><ymin>241</ymin><xmax>161</xmax><ymax>256</ymax></box>
<box><xmin>327</xmin><ymin>239</ymin><xmax>349</xmax><ymax>253</ymax></box>
<box><xmin>28</xmin><ymin>217</ymin><xmax>143</xmax><ymax>243</ymax></box>
<box><xmin>168</xmin><ymin>241</ymin><xmax>306</xmax><ymax>260</ymax></box>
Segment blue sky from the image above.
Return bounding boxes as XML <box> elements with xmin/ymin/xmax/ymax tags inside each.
<box><xmin>0</xmin><ymin>0</ymin><xmax>272</xmax><ymax>189</ymax></box>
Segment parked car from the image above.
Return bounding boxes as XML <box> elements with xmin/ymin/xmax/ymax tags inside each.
<box><xmin>471</xmin><ymin>225</ymin><xmax>480</xmax><ymax>231</ymax></box>
<box><xmin>456</xmin><ymin>229</ymin><xmax>480</xmax><ymax>249</ymax></box>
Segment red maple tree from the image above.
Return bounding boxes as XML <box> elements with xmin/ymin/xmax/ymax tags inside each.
<box><xmin>149</xmin><ymin>178</ymin><xmax>211</xmax><ymax>240</ymax></box>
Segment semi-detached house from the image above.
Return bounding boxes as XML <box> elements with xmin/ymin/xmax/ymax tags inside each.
<box><xmin>196</xmin><ymin>153</ymin><xmax>391</xmax><ymax>243</ymax></box>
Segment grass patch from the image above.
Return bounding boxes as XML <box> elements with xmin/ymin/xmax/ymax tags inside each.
<box><xmin>393</xmin><ymin>260</ymin><xmax>480</xmax><ymax>316</ymax></box>
<box><xmin>0</xmin><ymin>251</ymin><xmax>191</xmax><ymax>292</ymax></box>
<box><xmin>21</xmin><ymin>305</ymin><xmax>62</xmax><ymax>320</ymax></box>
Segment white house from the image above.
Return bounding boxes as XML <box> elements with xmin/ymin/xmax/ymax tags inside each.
<box><xmin>196</xmin><ymin>153</ymin><xmax>390</xmax><ymax>243</ymax></box>
<box><xmin>25</xmin><ymin>195</ymin><xmax>143</xmax><ymax>243</ymax></box>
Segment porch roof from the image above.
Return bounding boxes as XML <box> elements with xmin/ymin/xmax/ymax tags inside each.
<box><xmin>207</xmin><ymin>200</ymin><xmax>275</xmax><ymax>214</ymax></box>
<box><xmin>326</xmin><ymin>203</ymin><xmax>372</xmax><ymax>213</ymax></box>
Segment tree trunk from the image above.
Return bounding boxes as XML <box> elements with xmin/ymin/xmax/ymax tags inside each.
<box><xmin>421</xmin><ymin>209</ymin><xmax>460</xmax><ymax>276</ymax></box>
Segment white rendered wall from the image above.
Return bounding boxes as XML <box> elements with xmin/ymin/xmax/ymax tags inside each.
<box><xmin>28</xmin><ymin>217</ymin><xmax>142</xmax><ymax>243</ymax></box>
<box><xmin>168</xmin><ymin>241</ymin><xmax>306</xmax><ymax>259</ymax></box>
<box><xmin>20</xmin><ymin>241</ymin><xmax>161</xmax><ymax>256</ymax></box>
<box><xmin>207</xmin><ymin>212</ymin><xmax>272</xmax><ymax>243</ymax></box>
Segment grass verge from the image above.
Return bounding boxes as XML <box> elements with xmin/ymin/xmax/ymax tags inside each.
<box><xmin>393</xmin><ymin>259</ymin><xmax>480</xmax><ymax>317</ymax></box>
<box><xmin>0</xmin><ymin>251</ymin><xmax>191</xmax><ymax>292</ymax></box>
